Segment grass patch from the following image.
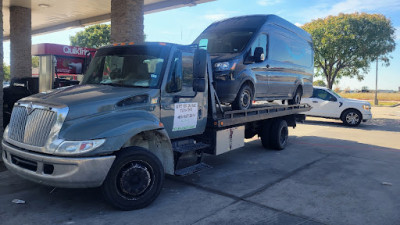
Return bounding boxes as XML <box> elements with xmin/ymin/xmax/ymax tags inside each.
<box><xmin>339</xmin><ymin>92</ymin><xmax>400</xmax><ymax>101</ymax></box>
<box><xmin>365</xmin><ymin>101</ymin><xmax>400</xmax><ymax>107</ymax></box>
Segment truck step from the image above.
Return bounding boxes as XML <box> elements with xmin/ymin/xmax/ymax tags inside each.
<box><xmin>174</xmin><ymin>162</ymin><xmax>212</xmax><ymax>176</ymax></box>
<box><xmin>173</xmin><ymin>142</ymin><xmax>210</xmax><ymax>154</ymax></box>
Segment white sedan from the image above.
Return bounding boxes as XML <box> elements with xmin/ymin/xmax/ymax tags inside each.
<box><xmin>301</xmin><ymin>87</ymin><xmax>372</xmax><ymax>126</ymax></box>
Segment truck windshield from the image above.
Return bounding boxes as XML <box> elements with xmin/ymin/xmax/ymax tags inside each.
<box><xmin>82</xmin><ymin>46</ymin><xmax>169</xmax><ymax>88</ymax></box>
<box><xmin>194</xmin><ymin>30</ymin><xmax>254</xmax><ymax>54</ymax></box>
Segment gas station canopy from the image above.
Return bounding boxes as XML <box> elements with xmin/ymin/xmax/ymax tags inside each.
<box><xmin>2</xmin><ymin>0</ymin><xmax>214</xmax><ymax>40</ymax></box>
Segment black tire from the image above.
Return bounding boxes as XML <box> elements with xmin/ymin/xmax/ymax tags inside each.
<box><xmin>288</xmin><ymin>87</ymin><xmax>302</xmax><ymax>105</ymax></box>
<box><xmin>101</xmin><ymin>147</ymin><xmax>164</xmax><ymax>210</ymax></box>
<box><xmin>269</xmin><ymin>119</ymin><xmax>289</xmax><ymax>150</ymax></box>
<box><xmin>341</xmin><ymin>109</ymin><xmax>362</xmax><ymax>127</ymax></box>
<box><xmin>260</xmin><ymin>121</ymin><xmax>272</xmax><ymax>149</ymax></box>
<box><xmin>232</xmin><ymin>84</ymin><xmax>253</xmax><ymax>110</ymax></box>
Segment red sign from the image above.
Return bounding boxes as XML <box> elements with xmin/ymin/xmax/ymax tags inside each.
<box><xmin>32</xmin><ymin>43</ymin><xmax>97</xmax><ymax>74</ymax></box>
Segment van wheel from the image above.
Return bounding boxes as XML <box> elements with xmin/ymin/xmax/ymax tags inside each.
<box><xmin>269</xmin><ymin>119</ymin><xmax>289</xmax><ymax>150</ymax></box>
<box><xmin>232</xmin><ymin>84</ymin><xmax>253</xmax><ymax>110</ymax></box>
<box><xmin>101</xmin><ymin>147</ymin><xmax>164</xmax><ymax>210</ymax></box>
<box><xmin>341</xmin><ymin>109</ymin><xmax>362</xmax><ymax>127</ymax></box>
<box><xmin>288</xmin><ymin>88</ymin><xmax>302</xmax><ymax>105</ymax></box>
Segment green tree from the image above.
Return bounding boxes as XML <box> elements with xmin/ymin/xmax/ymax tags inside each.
<box><xmin>70</xmin><ymin>24</ymin><xmax>111</xmax><ymax>48</ymax></box>
<box><xmin>313</xmin><ymin>80</ymin><xmax>326</xmax><ymax>87</ymax></box>
<box><xmin>32</xmin><ymin>56</ymin><xmax>39</xmax><ymax>68</ymax></box>
<box><xmin>3</xmin><ymin>63</ymin><xmax>10</xmax><ymax>81</ymax></box>
<box><xmin>303</xmin><ymin>13</ymin><xmax>396</xmax><ymax>89</ymax></box>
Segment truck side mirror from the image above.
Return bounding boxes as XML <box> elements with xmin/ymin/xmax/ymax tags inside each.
<box><xmin>193</xmin><ymin>49</ymin><xmax>207</xmax><ymax>79</ymax></box>
<box><xmin>253</xmin><ymin>47</ymin><xmax>265</xmax><ymax>63</ymax></box>
<box><xmin>193</xmin><ymin>78</ymin><xmax>206</xmax><ymax>92</ymax></box>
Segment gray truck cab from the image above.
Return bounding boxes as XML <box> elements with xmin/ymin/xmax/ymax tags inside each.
<box><xmin>2</xmin><ymin>43</ymin><xmax>209</xmax><ymax>210</ymax></box>
<box><xmin>193</xmin><ymin>15</ymin><xmax>314</xmax><ymax>110</ymax></box>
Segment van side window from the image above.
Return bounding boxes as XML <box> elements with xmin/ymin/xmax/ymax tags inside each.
<box><xmin>269</xmin><ymin>33</ymin><xmax>312</xmax><ymax>67</ymax></box>
<box><xmin>250</xmin><ymin>34</ymin><xmax>268</xmax><ymax>59</ymax></box>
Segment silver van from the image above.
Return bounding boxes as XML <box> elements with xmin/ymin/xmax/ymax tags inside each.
<box><xmin>193</xmin><ymin>15</ymin><xmax>314</xmax><ymax>109</ymax></box>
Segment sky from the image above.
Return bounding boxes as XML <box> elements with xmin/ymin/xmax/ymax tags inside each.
<box><xmin>3</xmin><ymin>0</ymin><xmax>400</xmax><ymax>90</ymax></box>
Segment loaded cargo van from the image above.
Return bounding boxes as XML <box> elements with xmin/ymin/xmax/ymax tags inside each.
<box><xmin>193</xmin><ymin>15</ymin><xmax>314</xmax><ymax>110</ymax></box>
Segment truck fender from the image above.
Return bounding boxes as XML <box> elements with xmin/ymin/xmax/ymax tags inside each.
<box><xmin>120</xmin><ymin>129</ymin><xmax>174</xmax><ymax>175</ymax></box>
<box><xmin>60</xmin><ymin>111</ymin><xmax>175</xmax><ymax>175</ymax></box>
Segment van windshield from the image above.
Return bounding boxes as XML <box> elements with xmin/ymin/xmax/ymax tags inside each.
<box><xmin>194</xmin><ymin>30</ymin><xmax>254</xmax><ymax>54</ymax></box>
<box><xmin>82</xmin><ymin>46</ymin><xmax>169</xmax><ymax>88</ymax></box>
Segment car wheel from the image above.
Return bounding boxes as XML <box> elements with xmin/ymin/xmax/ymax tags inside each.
<box><xmin>342</xmin><ymin>109</ymin><xmax>362</xmax><ymax>127</ymax></box>
<box><xmin>288</xmin><ymin>87</ymin><xmax>302</xmax><ymax>105</ymax></box>
<box><xmin>232</xmin><ymin>84</ymin><xmax>253</xmax><ymax>110</ymax></box>
<box><xmin>101</xmin><ymin>147</ymin><xmax>164</xmax><ymax>210</ymax></box>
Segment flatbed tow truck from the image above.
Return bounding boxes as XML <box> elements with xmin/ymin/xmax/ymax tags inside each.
<box><xmin>2</xmin><ymin>42</ymin><xmax>311</xmax><ymax>210</ymax></box>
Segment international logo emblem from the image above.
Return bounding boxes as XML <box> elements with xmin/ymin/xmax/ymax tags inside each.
<box><xmin>26</xmin><ymin>102</ymin><xmax>33</xmax><ymax>115</ymax></box>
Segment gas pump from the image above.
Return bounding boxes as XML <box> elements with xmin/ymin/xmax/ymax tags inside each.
<box><xmin>3</xmin><ymin>43</ymin><xmax>96</xmax><ymax>127</ymax></box>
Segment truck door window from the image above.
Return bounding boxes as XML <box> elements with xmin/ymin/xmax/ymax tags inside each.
<box><xmin>250</xmin><ymin>34</ymin><xmax>268</xmax><ymax>60</ymax></box>
<box><xmin>313</xmin><ymin>89</ymin><xmax>334</xmax><ymax>101</ymax></box>
<box><xmin>166</xmin><ymin>52</ymin><xmax>182</xmax><ymax>93</ymax></box>
<box><xmin>166</xmin><ymin>51</ymin><xmax>195</xmax><ymax>94</ymax></box>
<box><xmin>181</xmin><ymin>52</ymin><xmax>195</xmax><ymax>95</ymax></box>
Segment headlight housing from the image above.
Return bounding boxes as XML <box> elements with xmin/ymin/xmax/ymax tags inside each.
<box><xmin>55</xmin><ymin>139</ymin><xmax>105</xmax><ymax>155</ymax></box>
<box><xmin>363</xmin><ymin>104</ymin><xmax>371</xmax><ymax>110</ymax></box>
<box><xmin>214</xmin><ymin>60</ymin><xmax>238</xmax><ymax>72</ymax></box>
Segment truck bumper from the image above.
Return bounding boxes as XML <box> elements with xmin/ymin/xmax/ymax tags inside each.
<box><xmin>2</xmin><ymin>141</ymin><xmax>115</xmax><ymax>188</ymax></box>
<box><xmin>362</xmin><ymin>113</ymin><xmax>372</xmax><ymax>122</ymax></box>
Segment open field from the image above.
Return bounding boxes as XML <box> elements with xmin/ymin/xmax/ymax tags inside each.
<box><xmin>338</xmin><ymin>92</ymin><xmax>400</xmax><ymax>101</ymax></box>
<box><xmin>338</xmin><ymin>92</ymin><xmax>400</xmax><ymax>106</ymax></box>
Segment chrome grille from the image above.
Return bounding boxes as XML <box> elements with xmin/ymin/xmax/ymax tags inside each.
<box><xmin>8</xmin><ymin>106</ymin><xmax>57</xmax><ymax>147</ymax></box>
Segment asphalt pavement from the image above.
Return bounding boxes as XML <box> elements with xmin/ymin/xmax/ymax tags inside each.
<box><xmin>0</xmin><ymin>106</ymin><xmax>399</xmax><ymax>225</ymax></box>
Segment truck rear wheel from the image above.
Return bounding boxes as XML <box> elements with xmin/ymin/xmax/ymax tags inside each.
<box><xmin>101</xmin><ymin>147</ymin><xmax>164</xmax><ymax>210</ymax></box>
<box><xmin>260</xmin><ymin>121</ymin><xmax>272</xmax><ymax>148</ymax></box>
<box><xmin>269</xmin><ymin>119</ymin><xmax>288</xmax><ymax>150</ymax></box>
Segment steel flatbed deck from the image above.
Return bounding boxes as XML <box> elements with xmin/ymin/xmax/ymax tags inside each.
<box><xmin>213</xmin><ymin>103</ymin><xmax>311</xmax><ymax>128</ymax></box>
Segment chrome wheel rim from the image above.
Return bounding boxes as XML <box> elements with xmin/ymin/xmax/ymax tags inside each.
<box><xmin>345</xmin><ymin>112</ymin><xmax>359</xmax><ymax>125</ymax></box>
<box><xmin>240</xmin><ymin>89</ymin><xmax>251</xmax><ymax>109</ymax></box>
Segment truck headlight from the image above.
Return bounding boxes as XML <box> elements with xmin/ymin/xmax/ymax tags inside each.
<box><xmin>214</xmin><ymin>60</ymin><xmax>238</xmax><ymax>72</ymax></box>
<box><xmin>363</xmin><ymin>104</ymin><xmax>371</xmax><ymax>110</ymax></box>
<box><xmin>55</xmin><ymin>139</ymin><xmax>105</xmax><ymax>155</ymax></box>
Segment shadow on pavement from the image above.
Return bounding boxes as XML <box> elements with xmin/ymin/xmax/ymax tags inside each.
<box><xmin>304</xmin><ymin>118</ymin><xmax>400</xmax><ymax>132</ymax></box>
<box><xmin>0</xmin><ymin>135</ymin><xmax>400</xmax><ymax>225</ymax></box>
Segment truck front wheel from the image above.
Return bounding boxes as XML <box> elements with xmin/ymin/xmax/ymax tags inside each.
<box><xmin>232</xmin><ymin>84</ymin><xmax>253</xmax><ymax>110</ymax></box>
<box><xmin>101</xmin><ymin>147</ymin><xmax>164</xmax><ymax>210</ymax></box>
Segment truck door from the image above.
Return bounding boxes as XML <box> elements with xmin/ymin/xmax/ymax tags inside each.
<box><xmin>160</xmin><ymin>49</ymin><xmax>208</xmax><ymax>139</ymax></box>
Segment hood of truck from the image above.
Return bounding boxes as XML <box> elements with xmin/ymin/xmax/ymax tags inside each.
<box><xmin>20</xmin><ymin>84</ymin><xmax>158</xmax><ymax>120</ymax></box>
<box><xmin>341</xmin><ymin>98</ymin><xmax>370</xmax><ymax>106</ymax></box>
